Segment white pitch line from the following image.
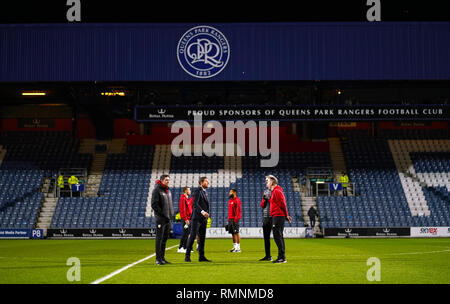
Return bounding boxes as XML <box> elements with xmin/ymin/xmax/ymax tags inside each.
<box><xmin>90</xmin><ymin>245</ymin><xmax>178</xmax><ymax>284</ymax></box>
<box><xmin>384</xmin><ymin>249</ymin><xmax>450</xmax><ymax>256</ymax></box>
<box><xmin>289</xmin><ymin>248</ymin><xmax>450</xmax><ymax>259</ymax></box>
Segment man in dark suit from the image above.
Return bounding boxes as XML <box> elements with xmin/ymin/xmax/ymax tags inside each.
<box><xmin>185</xmin><ymin>177</ymin><xmax>212</xmax><ymax>263</ymax></box>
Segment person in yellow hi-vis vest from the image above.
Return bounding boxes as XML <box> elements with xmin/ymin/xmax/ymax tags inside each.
<box><xmin>339</xmin><ymin>172</ymin><xmax>349</xmax><ymax>196</ymax></box>
<box><xmin>175</xmin><ymin>213</ymin><xmax>181</xmax><ymax>221</ymax></box>
<box><xmin>68</xmin><ymin>175</ymin><xmax>79</xmax><ymax>188</ymax></box>
<box><xmin>57</xmin><ymin>175</ymin><xmax>65</xmax><ymax>189</ymax></box>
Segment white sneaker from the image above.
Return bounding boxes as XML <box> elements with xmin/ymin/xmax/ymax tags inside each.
<box><xmin>234</xmin><ymin>249</ymin><xmax>241</xmax><ymax>253</ymax></box>
<box><xmin>177</xmin><ymin>248</ymin><xmax>186</xmax><ymax>253</ymax></box>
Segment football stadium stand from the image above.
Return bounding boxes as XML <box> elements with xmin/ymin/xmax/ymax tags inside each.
<box><xmin>0</xmin><ymin>129</ymin><xmax>449</xmax><ymax>233</ymax></box>
<box><xmin>318</xmin><ymin>130</ymin><xmax>450</xmax><ymax>229</ymax></box>
<box><xmin>0</xmin><ymin>132</ymin><xmax>91</xmax><ymax>229</ymax></box>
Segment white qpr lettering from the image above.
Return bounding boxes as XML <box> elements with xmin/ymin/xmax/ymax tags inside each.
<box><xmin>338</xmin><ymin>109</ymin><xmax>375</xmax><ymax>116</ymax></box>
<box><xmin>377</xmin><ymin>109</ymin><xmax>421</xmax><ymax>115</ymax></box>
<box><xmin>176</xmin><ymin>288</ymin><xmax>210</xmax><ymax>302</ymax></box>
<box><xmin>278</xmin><ymin>109</ymin><xmax>311</xmax><ymax>116</ymax></box>
<box><xmin>314</xmin><ymin>109</ymin><xmax>334</xmax><ymax>116</ymax></box>
<box><xmin>423</xmin><ymin>108</ymin><xmax>443</xmax><ymax>115</ymax></box>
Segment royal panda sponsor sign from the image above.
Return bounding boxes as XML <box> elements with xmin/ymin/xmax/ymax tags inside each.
<box><xmin>324</xmin><ymin>227</ymin><xmax>410</xmax><ymax>237</ymax></box>
<box><xmin>47</xmin><ymin>228</ymin><xmax>157</xmax><ymax>238</ymax></box>
<box><xmin>372</xmin><ymin>228</ymin><xmax>410</xmax><ymax>237</ymax></box>
<box><xmin>325</xmin><ymin>228</ymin><xmax>367</xmax><ymax>237</ymax></box>
<box><xmin>82</xmin><ymin>229</ymin><xmax>104</xmax><ymax>237</ymax></box>
<box><xmin>111</xmin><ymin>229</ymin><xmax>134</xmax><ymax>238</ymax></box>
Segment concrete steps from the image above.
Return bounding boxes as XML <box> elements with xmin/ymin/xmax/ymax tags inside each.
<box><xmin>85</xmin><ymin>153</ymin><xmax>107</xmax><ymax>197</ymax></box>
<box><xmin>35</xmin><ymin>196</ymin><xmax>58</xmax><ymax>229</ymax></box>
<box><xmin>109</xmin><ymin>138</ymin><xmax>127</xmax><ymax>154</ymax></box>
<box><xmin>292</xmin><ymin>176</ymin><xmax>322</xmax><ymax>236</ymax></box>
<box><xmin>0</xmin><ymin>145</ymin><xmax>6</xmax><ymax>167</ymax></box>
<box><xmin>78</xmin><ymin>139</ymin><xmax>96</xmax><ymax>154</ymax></box>
<box><xmin>329</xmin><ymin>137</ymin><xmax>353</xmax><ymax>195</ymax></box>
<box><xmin>300</xmin><ymin>196</ymin><xmax>322</xmax><ymax>236</ymax></box>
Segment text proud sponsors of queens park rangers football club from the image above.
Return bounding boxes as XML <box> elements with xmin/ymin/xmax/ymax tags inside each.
<box><xmin>177</xmin><ymin>25</ymin><xmax>230</xmax><ymax>79</ymax></box>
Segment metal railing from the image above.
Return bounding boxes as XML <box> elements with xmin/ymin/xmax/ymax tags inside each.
<box><xmin>56</xmin><ymin>168</ymin><xmax>88</xmax><ymax>198</ymax></box>
<box><xmin>312</xmin><ymin>182</ymin><xmax>357</xmax><ymax>197</ymax></box>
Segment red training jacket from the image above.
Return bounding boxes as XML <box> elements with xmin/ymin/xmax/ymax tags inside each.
<box><xmin>228</xmin><ymin>196</ymin><xmax>242</xmax><ymax>222</ymax></box>
<box><xmin>269</xmin><ymin>185</ymin><xmax>289</xmax><ymax>218</ymax></box>
<box><xmin>179</xmin><ymin>194</ymin><xmax>193</xmax><ymax>221</ymax></box>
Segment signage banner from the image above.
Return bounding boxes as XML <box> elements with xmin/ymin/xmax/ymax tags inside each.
<box><xmin>410</xmin><ymin>227</ymin><xmax>450</xmax><ymax>237</ymax></box>
<box><xmin>71</xmin><ymin>184</ymin><xmax>85</xmax><ymax>192</ymax></box>
<box><xmin>324</xmin><ymin>227</ymin><xmax>411</xmax><ymax>237</ymax></box>
<box><xmin>0</xmin><ymin>229</ymin><xmax>30</xmax><ymax>238</ymax></box>
<box><xmin>135</xmin><ymin>105</ymin><xmax>450</xmax><ymax>122</ymax></box>
<box><xmin>206</xmin><ymin>227</ymin><xmax>306</xmax><ymax>238</ymax></box>
<box><xmin>329</xmin><ymin>122</ymin><xmax>357</xmax><ymax>128</ymax></box>
<box><xmin>329</xmin><ymin>183</ymin><xmax>343</xmax><ymax>191</ymax></box>
<box><xmin>30</xmin><ymin>229</ymin><xmax>44</xmax><ymax>239</ymax></box>
<box><xmin>47</xmin><ymin>228</ymin><xmax>157</xmax><ymax>238</ymax></box>
<box><xmin>18</xmin><ymin>118</ymin><xmax>55</xmax><ymax>128</ymax></box>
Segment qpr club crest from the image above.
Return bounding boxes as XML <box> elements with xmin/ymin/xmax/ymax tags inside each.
<box><xmin>177</xmin><ymin>25</ymin><xmax>230</xmax><ymax>79</ymax></box>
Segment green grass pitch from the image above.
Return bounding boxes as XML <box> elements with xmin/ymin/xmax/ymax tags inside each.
<box><xmin>0</xmin><ymin>238</ymin><xmax>449</xmax><ymax>284</ymax></box>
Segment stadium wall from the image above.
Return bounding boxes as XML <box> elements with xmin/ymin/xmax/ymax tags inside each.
<box><xmin>1</xmin><ymin>22</ymin><xmax>449</xmax><ymax>81</ymax></box>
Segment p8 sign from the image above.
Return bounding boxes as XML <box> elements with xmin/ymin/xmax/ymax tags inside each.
<box><xmin>31</xmin><ymin>229</ymin><xmax>44</xmax><ymax>239</ymax></box>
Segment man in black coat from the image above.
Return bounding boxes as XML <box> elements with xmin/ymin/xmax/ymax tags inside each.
<box><xmin>151</xmin><ymin>174</ymin><xmax>174</xmax><ymax>265</ymax></box>
<box><xmin>185</xmin><ymin>177</ymin><xmax>212</xmax><ymax>263</ymax></box>
<box><xmin>308</xmin><ymin>206</ymin><xmax>318</xmax><ymax>229</ymax></box>
<box><xmin>259</xmin><ymin>187</ymin><xmax>272</xmax><ymax>261</ymax></box>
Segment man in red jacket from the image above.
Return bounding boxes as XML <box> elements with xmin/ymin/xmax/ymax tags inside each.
<box><xmin>178</xmin><ymin>186</ymin><xmax>193</xmax><ymax>253</ymax></box>
<box><xmin>227</xmin><ymin>189</ymin><xmax>242</xmax><ymax>253</ymax></box>
<box><xmin>266</xmin><ymin>175</ymin><xmax>291</xmax><ymax>263</ymax></box>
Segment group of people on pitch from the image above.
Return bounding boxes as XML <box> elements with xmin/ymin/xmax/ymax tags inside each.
<box><xmin>151</xmin><ymin>174</ymin><xmax>291</xmax><ymax>265</ymax></box>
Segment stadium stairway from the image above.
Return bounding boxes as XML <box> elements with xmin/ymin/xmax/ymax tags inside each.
<box><xmin>85</xmin><ymin>153</ymin><xmax>107</xmax><ymax>197</ymax></box>
<box><xmin>108</xmin><ymin>139</ymin><xmax>127</xmax><ymax>154</ymax></box>
<box><xmin>146</xmin><ymin>145</ymin><xmax>171</xmax><ymax>217</ymax></box>
<box><xmin>80</xmin><ymin>138</ymin><xmax>126</xmax><ymax>197</ymax></box>
<box><xmin>35</xmin><ymin>177</ymin><xmax>56</xmax><ymax>230</ymax></box>
<box><xmin>329</xmin><ymin>137</ymin><xmax>353</xmax><ymax>195</ymax></box>
<box><xmin>0</xmin><ymin>145</ymin><xmax>6</xmax><ymax>166</ymax></box>
<box><xmin>35</xmin><ymin>197</ymin><xmax>58</xmax><ymax>230</ymax></box>
<box><xmin>78</xmin><ymin>139</ymin><xmax>96</xmax><ymax>154</ymax></box>
<box><xmin>301</xmin><ymin>196</ymin><xmax>322</xmax><ymax>235</ymax></box>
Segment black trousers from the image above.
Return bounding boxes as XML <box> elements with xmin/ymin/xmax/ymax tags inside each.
<box><xmin>272</xmin><ymin>216</ymin><xmax>286</xmax><ymax>260</ymax></box>
<box><xmin>262</xmin><ymin>217</ymin><xmax>272</xmax><ymax>258</ymax></box>
<box><xmin>155</xmin><ymin>216</ymin><xmax>171</xmax><ymax>262</ymax></box>
<box><xmin>179</xmin><ymin>219</ymin><xmax>190</xmax><ymax>249</ymax></box>
<box><xmin>185</xmin><ymin>217</ymin><xmax>207</xmax><ymax>259</ymax></box>
<box><xmin>310</xmin><ymin>216</ymin><xmax>316</xmax><ymax>228</ymax></box>
<box><xmin>342</xmin><ymin>187</ymin><xmax>348</xmax><ymax>196</ymax></box>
